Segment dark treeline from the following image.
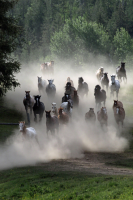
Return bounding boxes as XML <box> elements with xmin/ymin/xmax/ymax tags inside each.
<box><xmin>12</xmin><ymin>0</ymin><xmax>133</xmax><ymax>67</ymax></box>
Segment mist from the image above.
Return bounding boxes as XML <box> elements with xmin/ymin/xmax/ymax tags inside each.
<box><xmin>0</xmin><ymin>61</ymin><xmax>131</xmax><ymax>170</ymax></box>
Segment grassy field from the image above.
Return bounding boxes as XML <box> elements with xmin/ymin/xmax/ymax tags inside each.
<box><xmin>1</xmin><ymin>94</ymin><xmax>133</xmax><ymax>200</ymax></box>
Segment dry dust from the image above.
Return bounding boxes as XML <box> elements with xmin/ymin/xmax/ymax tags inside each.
<box><xmin>0</xmin><ymin>61</ymin><xmax>133</xmax><ymax>175</ymax></box>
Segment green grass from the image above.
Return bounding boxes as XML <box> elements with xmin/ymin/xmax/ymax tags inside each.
<box><xmin>1</xmin><ymin>167</ymin><xmax>133</xmax><ymax>200</ymax></box>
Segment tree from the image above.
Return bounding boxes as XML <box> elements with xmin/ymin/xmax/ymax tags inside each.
<box><xmin>0</xmin><ymin>0</ymin><xmax>21</xmax><ymax>96</ymax></box>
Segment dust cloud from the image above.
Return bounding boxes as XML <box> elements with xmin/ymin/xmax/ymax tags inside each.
<box><xmin>0</xmin><ymin>61</ymin><xmax>131</xmax><ymax>170</ymax></box>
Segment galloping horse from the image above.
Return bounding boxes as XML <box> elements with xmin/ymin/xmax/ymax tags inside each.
<box><xmin>109</xmin><ymin>75</ymin><xmax>120</xmax><ymax>99</ymax></box>
<box><xmin>116</xmin><ymin>62</ymin><xmax>127</xmax><ymax>83</ymax></box>
<box><xmin>37</xmin><ymin>76</ymin><xmax>47</xmax><ymax>94</ymax></box>
<box><xmin>97</xmin><ymin>107</ymin><xmax>108</xmax><ymax>127</ymax></box>
<box><xmin>62</xmin><ymin>93</ymin><xmax>72</xmax><ymax>103</ymax></box>
<box><xmin>101</xmin><ymin>72</ymin><xmax>109</xmax><ymax>91</ymax></box>
<box><xmin>113</xmin><ymin>106</ymin><xmax>125</xmax><ymax>127</ymax></box>
<box><xmin>58</xmin><ymin>107</ymin><xmax>69</xmax><ymax>124</ymax></box>
<box><xmin>19</xmin><ymin>121</ymin><xmax>39</xmax><ymax>143</ymax></box>
<box><xmin>96</xmin><ymin>67</ymin><xmax>104</xmax><ymax>82</ymax></box>
<box><xmin>33</xmin><ymin>95</ymin><xmax>45</xmax><ymax>122</ymax></box>
<box><xmin>85</xmin><ymin>108</ymin><xmax>96</xmax><ymax>124</ymax></box>
<box><xmin>45</xmin><ymin>110</ymin><xmax>59</xmax><ymax>135</ymax></box>
<box><xmin>51</xmin><ymin>102</ymin><xmax>58</xmax><ymax>117</ymax></box>
<box><xmin>46</xmin><ymin>79</ymin><xmax>56</xmax><ymax>98</ymax></box>
<box><xmin>23</xmin><ymin>91</ymin><xmax>35</xmax><ymax>116</ymax></box>
<box><xmin>77</xmin><ymin>77</ymin><xmax>89</xmax><ymax>97</ymax></box>
<box><xmin>66</xmin><ymin>77</ymin><xmax>74</xmax><ymax>87</ymax></box>
<box><xmin>60</xmin><ymin>99</ymin><xmax>73</xmax><ymax>116</ymax></box>
<box><xmin>94</xmin><ymin>85</ymin><xmax>106</xmax><ymax>108</ymax></box>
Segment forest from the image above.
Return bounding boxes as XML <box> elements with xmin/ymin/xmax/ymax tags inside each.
<box><xmin>10</xmin><ymin>0</ymin><xmax>133</xmax><ymax>68</ymax></box>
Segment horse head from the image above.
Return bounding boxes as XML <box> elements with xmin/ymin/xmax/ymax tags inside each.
<box><xmin>78</xmin><ymin>77</ymin><xmax>84</xmax><ymax>84</ymax></box>
<box><xmin>34</xmin><ymin>95</ymin><xmax>41</xmax><ymax>106</ymax></box>
<box><xmin>100</xmin><ymin>67</ymin><xmax>104</xmax><ymax>73</ymax></box>
<box><xmin>95</xmin><ymin>85</ymin><xmax>101</xmax><ymax>92</ymax></box>
<box><xmin>121</xmin><ymin>62</ymin><xmax>125</xmax><ymax>69</ymax></box>
<box><xmin>103</xmin><ymin>72</ymin><xmax>108</xmax><ymax>78</ymax></box>
<box><xmin>48</xmin><ymin>79</ymin><xmax>54</xmax><ymax>85</ymax></box>
<box><xmin>38</xmin><ymin>76</ymin><xmax>42</xmax><ymax>84</ymax></box>
<box><xmin>45</xmin><ymin>110</ymin><xmax>51</xmax><ymax>118</ymax></box>
<box><xmin>111</xmin><ymin>75</ymin><xmax>116</xmax><ymax>83</ymax></box>
<box><xmin>25</xmin><ymin>91</ymin><xmax>30</xmax><ymax>99</ymax></box>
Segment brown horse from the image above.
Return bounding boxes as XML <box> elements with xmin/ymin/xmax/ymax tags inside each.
<box><xmin>116</xmin><ymin>62</ymin><xmax>127</xmax><ymax>83</ymax></box>
<box><xmin>85</xmin><ymin>108</ymin><xmax>96</xmax><ymax>123</ymax></box>
<box><xmin>97</xmin><ymin>107</ymin><xmax>108</xmax><ymax>127</ymax></box>
<box><xmin>45</xmin><ymin>110</ymin><xmax>59</xmax><ymax>135</ymax></box>
<box><xmin>113</xmin><ymin>106</ymin><xmax>125</xmax><ymax>127</ymax></box>
<box><xmin>23</xmin><ymin>91</ymin><xmax>35</xmax><ymax>116</ymax></box>
<box><xmin>58</xmin><ymin>107</ymin><xmax>69</xmax><ymax>124</ymax></box>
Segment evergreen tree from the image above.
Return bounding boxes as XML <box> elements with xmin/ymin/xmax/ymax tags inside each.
<box><xmin>0</xmin><ymin>0</ymin><xmax>22</xmax><ymax>96</ymax></box>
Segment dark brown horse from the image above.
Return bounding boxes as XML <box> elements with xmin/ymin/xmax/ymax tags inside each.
<box><xmin>23</xmin><ymin>91</ymin><xmax>35</xmax><ymax>116</ymax></box>
<box><xmin>45</xmin><ymin>110</ymin><xmax>59</xmax><ymax>135</ymax></box>
<box><xmin>97</xmin><ymin>107</ymin><xmax>108</xmax><ymax>127</ymax></box>
<box><xmin>85</xmin><ymin>108</ymin><xmax>96</xmax><ymax>123</ymax></box>
<box><xmin>94</xmin><ymin>85</ymin><xmax>106</xmax><ymax>108</ymax></box>
<box><xmin>116</xmin><ymin>62</ymin><xmax>127</xmax><ymax>83</ymax></box>
<box><xmin>58</xmin><ymin>107</ymin><xmax>69</xmax><ymax>124</ymax></box>
<box><xmin>101</xmin><ymin>72</ymin><xmax>109</xmax><ymax>91</ymax></box>
<box><xmin>113</xmin><ymin>106</ymin><xmax>125</xmax><ymax>127</ymax></box>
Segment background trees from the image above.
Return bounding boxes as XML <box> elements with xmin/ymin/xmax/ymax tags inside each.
<box><xmin>0</xmin><ymin>0</ymin><xmax>22</xmax><ymax>96</ymax></box>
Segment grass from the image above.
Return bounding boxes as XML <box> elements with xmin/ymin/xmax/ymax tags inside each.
<box><xmin>1</xmin><ymin>167</ymin><xmax>133</xmax><ymax>200</ymax></box>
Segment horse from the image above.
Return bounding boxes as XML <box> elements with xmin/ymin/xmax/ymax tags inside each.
<box><xmin>109</xmin><ymin>75</ymin><xmax>120</xmax><ymax>99</ymax></box>
<box><xmin>65</xmin><ymin>82</ymin><xmax>76</xmax><ymax>98</ymax></box>
<box><xmin>113</xmin><ymin>100</ymin><xmax>123</xmax><ymax>109</ymax></box>
<box><xmin>51</xmin><ymin>102</ymin><xmax>58</xmax><ymax>117</ymax></box>
<box><xmin>77</xmin><ymin>77</ymin><xmax>89</xmax><ymax>97</ymax></box>
<box><xmin>96</xmin><ymin>67</ymin><xmax>104</xmax><ymax>82</ymax></box>
<box><xmin>46</xmin><ymin>79</ymin><xmax>56</xmax><ymax>98</ymax></box>
<box><xmin>37</xmin><ymin>76</ymin><xmax>47</xmax><ymax>94</ymax></box>
<box><xmin>58</xmin><ymin>107</ymin><xmax>69</xmax><ymax>124</ymax></box>
<box><xmin>40</xmin><ymin>63</ymin><xmax>49</xmax><ymax>75</ymax></box>
<box><xmin>116</xmin><ymin>62</ymin><xmax>127</xmax><ymax>83</ymax></box>
<box><xmin>94</xmin><ymin>85</ymin><xmax>106</xmax><ymax>108</ymax></box>
<box><xmin>101</xmin><ymin>72</ymin><xmax>109</xmax><ymax>91</ymax></box>
<box><xmin>33</xmin><ymin>95</ymin><xmax>45</xmax><ymax>122</ymax></box>
<box><xmin>72</xmin><ymin>90</ymin><xmax>79</xmax><ymax>107</ymax></box>
<box><xmin>23</xmin><ymin>91</ymin><xmax>35</xmax><ymax>116</ymax></box>
<box><xmin>85</xmin><ymin>108</ymin><xmax>96</xmax><ymax>124</ymax></box>
<box><xmin>45</xmin><ymin>110</ymin><xmax>59</xmax><ymax>135</ymax></box>
<box><xmin>66</xmin><ymin>77</ymin><xmax>74</xmax><ymax>87</ymax></box>
<box><xmin>60</xmin><ymin>99</ymin><xmax>73</xmax><ymax>116</ymax></box>
<box><xmin>97</xmin><ymin>107</ymin><xmax>108</xmax><ymax>127</ymax></box>
<box><xmin>19</xmin><ymin>121</ymin><xmax>39</xmax><ymax>143</ymax></box>
<box><xmin>113</xmin><ymin>106</ymin><xmax>125</xmax><ymax>127</ymax></box>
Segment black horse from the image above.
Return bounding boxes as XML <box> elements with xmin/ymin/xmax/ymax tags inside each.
<box><xmin>116</xmin><ymin>62</ymin><xmax>127</xmax><ymax>83</ymax></box>
<box><xmin>45</xmin><ymin>110</ymin><xmax>59</xmax><ymax>135</ymax></box>
<box><xmin>65</xmin><ymin>82</ymin><xmax>76</xmax><ymax>98</ymax></box>
<box><xmin>77</xmin><ymin>77</ymin><xmax>89</xmax><ymax>97</ymax></box>
<box><xmin>33</xmin><ymin>95</ymin><xmax>45</xmax><ymax>122</ymax></box>
<box><xmin>101</xmin><ymin>72</ymin><xmax>109</xmax><ymax>91</ymax></box>
<box><xmin>94</xmin><ymin>85</ymin><xmax>106</xmax><ymax>108</ymax></box>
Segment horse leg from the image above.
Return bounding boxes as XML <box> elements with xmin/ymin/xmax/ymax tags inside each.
<box><xmin>34</xmin><ymin>113</ymin><xmax>37</xmax><ymax>122</ymax></box>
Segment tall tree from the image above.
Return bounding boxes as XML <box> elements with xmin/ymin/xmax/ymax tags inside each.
<box><xmin>0</xmin><ymin>0</ymin><xmax>22</xmax><ymax>96</ymax></box>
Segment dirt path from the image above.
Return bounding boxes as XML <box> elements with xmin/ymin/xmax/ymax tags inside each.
<box><xmin>38</xmin><ymin>152</ymin><xmax>133</xmax><ymax>176</ymax></box>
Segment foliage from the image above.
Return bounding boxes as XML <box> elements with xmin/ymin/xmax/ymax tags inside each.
<box><xmin>0</xmin><ymin>0</ymin><xmax>22</xmax><ymax>96</ymax></box>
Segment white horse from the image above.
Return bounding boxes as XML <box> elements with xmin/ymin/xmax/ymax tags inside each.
<box><xmin>19</xmin><ymin>121</ymin><xmax>39</xmax><ymax>143</ymax></box>
<box><xmin>60</xmin><ymin>99</ymin><xmax>73</xmax><ymax>116</ymax></box>
<box><xmin>51</xmin><ymin>102</ymin><xmax>58</xmax><ymax>117</ymax></box>
<box><xmin>96</xmin><ymin>67</ymin><xmax>104</xmax><ymax>82</ymax></box>
<box><xmin>109</xmin><ymin>75</ymin><xmax>120</xmax><ymax>99</ymax></box>
<box><xmin>37</xmin><ymin>76</ymin><xmax>47</xmax><ymax>94</ymax></box>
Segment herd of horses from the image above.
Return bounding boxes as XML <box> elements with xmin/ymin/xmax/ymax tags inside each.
<box><xmin>20</xmin><ymin>61</ymin><xmax>127</xmax><ymax>142</ymax></box>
